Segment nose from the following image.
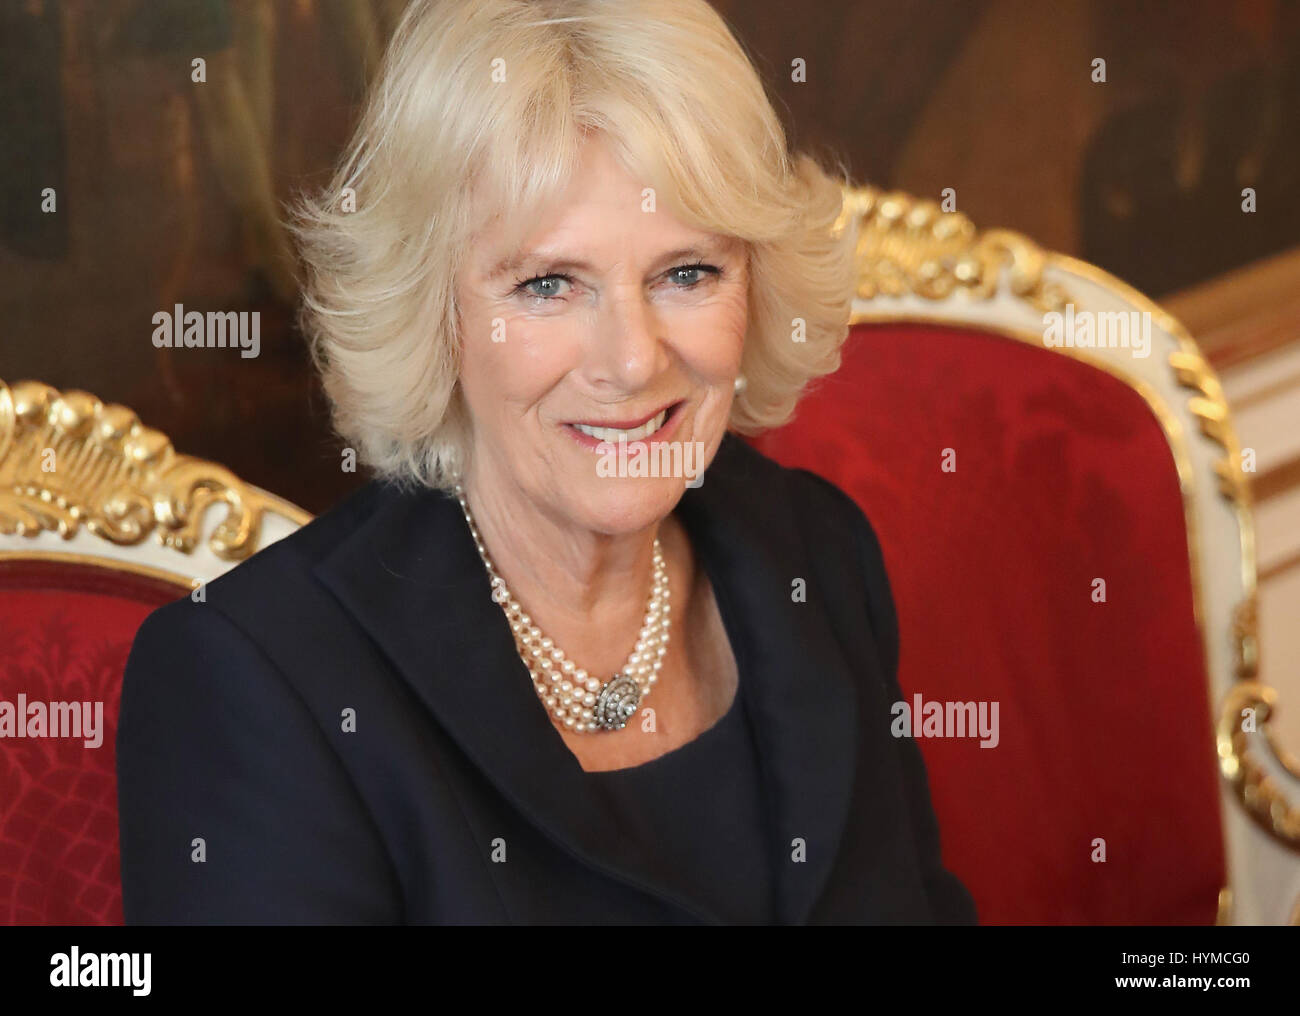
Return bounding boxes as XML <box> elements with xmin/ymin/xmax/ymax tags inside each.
<box><xmin>584</xmin><ymin>283</ymin><xmax>663</xmax><ymax>392</ymax></box>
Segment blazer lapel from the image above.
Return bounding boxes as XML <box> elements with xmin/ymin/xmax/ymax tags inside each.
<box><xmin>314</xmin><ymin>476</ymin><xmax>728</xmax><ymax>923</ymax></box>
<box><xmin>314</xmin><ymin>433</ymin><xmax>859</xmax><ymax>924</ymax></box>
<box><xmin>675</xmin><ymin>434</ymin><xmax>860</xmax><ymax>924</ymax></box>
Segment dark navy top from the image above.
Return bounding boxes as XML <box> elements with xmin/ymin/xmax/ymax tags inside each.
<box><xmin>118</xmin><ymin>433</ymin><xmax>978</xmax><ymax>925</ymax></box>
<box><xmin>583</xmin><ymin>687</ymin><xmax>774</xmax><ymax>925</ymax></box>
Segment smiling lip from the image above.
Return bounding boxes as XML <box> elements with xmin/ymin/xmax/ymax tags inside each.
<box><xmin>563</xmin><ymin>400</ymin><xmax>685</xmax><ymax>451</ymax></box>
<box><xmin>566</xmin><ymin>400</ymin><xmax>681</xmax><ymax>430</ymax></box>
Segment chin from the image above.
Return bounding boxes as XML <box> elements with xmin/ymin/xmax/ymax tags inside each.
<box><xmin>566</xmin><ymin>477</ymin><xmax>690</xmax><ymax>537</ymax></box>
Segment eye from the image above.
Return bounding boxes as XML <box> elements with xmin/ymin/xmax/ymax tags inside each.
<box><xmin>666</xmin><ymin>261</ymin><xmax>722</xmax><ymax>288</ymax></box>
<box><xmin>513</xmin><ymin>274</ymin><xmax>573</xmax><ymax>302</ymax></box>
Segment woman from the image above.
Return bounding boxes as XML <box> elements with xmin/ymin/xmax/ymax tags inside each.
<box><xmin>116</xmin><ymin>0</ymin><xmax>975</xmax><ymax>925</ymax></box>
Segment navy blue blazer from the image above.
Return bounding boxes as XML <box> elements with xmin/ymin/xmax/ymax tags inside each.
<box><xmin>116</xmin><ymin>433</ymin><xmax>976</xmax><ymax>925</ymax></box>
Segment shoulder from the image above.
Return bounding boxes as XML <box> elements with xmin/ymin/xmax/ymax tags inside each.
<box><xmin>713</xmin><ymin>433</ymin><xmax>890</xmax><ymax>576</ymax></box>
<box><xmin>713</xmin><ymin>433</ymin><xmax>870</xmax><ymax>520</ymax></box>
<box><xmin>232</xmin><ymin>476</ymin><xmax>401</xmax><ymax>579</ymax></box>
<box><xmin>128</xmin><ymin>477</ymin><xmax>403</xmax><ymax>654</ymax></box>
<box><xmin>714</xmin><ymin>434</ymin><xmax>899</xmax><ymax>675</ymax></box>
<box><xmin>121</xmin><ymin>477</ymin><xmax>424</xmax><ymax>759</ymax></box>
<box><xmin>201</xmin><ymin>477</ymin><xmax>401</xmax><ymax>603</ymax></box>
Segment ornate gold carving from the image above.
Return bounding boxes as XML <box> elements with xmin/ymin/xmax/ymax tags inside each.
<box><xmin>1217</xmin><ymin>681</ymin><xmax>1300</xmax><ymax>844</ymax></box>
<box><xmin>1165</xmin><ymin>347</ymin><xmax>1297</xmax><ymax>848</ymax></box>
<box><xmin>837</xmin><ymin>185</ymin><xmax>1070</xmax><ymax>313</ymax></box>
<box><xmin>1231</xmin><ymin>595</ymin><xmax>1259</xmax><ymax>682</ymax></box>
<box><xmin>1169</xmin><ymin>349</ymin><xmax>1255</xmax><ymax>511</ymax></box>
<box><xmin>0</xmin><ymin>378</ymin><xmax>309</xmax><ymax>562</ymax></box>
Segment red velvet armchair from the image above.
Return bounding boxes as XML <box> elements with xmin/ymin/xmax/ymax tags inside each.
<box><xmin>0</xmin><ymin>380</ymin><xmax>309</xmax><ymax>923</ymax></box>
<box><xmin>749</xmin><ymin>187</ymin><xmax>1297</xmax><ymax>924</ymax></box>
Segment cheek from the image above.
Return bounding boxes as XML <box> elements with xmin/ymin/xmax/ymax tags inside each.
<box><xmin>460</xmin><ymin>307</ymin><xmax>576</xmax><ymax>409</ymax></box>
<box><xmin>671</xmin><ymin>293</ymin><xmax>748</xmax><ymax>379</ymax></box>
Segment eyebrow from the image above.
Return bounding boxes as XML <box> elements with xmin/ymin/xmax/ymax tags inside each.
<box><xmin>485</xmin><ymin>242</ymin><xmax>732</xmax><ymax>281</ymax></box>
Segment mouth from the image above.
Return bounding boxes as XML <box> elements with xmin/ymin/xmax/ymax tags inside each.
<box><xmin>564</xmin><ymin>400</ymin><xmax>685</xmax><ymax>449</ymax></box>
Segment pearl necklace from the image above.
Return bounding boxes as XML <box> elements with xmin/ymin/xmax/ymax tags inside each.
<box><xmin>453</xmin><ymin>483</ymin><xmax>671</xmax><ymax>733</ymax></box>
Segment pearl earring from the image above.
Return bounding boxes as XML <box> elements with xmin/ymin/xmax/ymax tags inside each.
<box><xmin>733</xmin><ymin>375</ymin><xmax>747</xmax><ymax>394</ymax></box>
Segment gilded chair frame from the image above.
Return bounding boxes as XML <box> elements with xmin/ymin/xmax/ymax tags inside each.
<box><xmin>0</xmin><ymin>379</ymin><xmax>312</xmax><ymax>592</ymax></box>
<box><xmin>834</xmin><ymin>185</ymin><xmax>1300</xmax><ymax>925</ymax></box>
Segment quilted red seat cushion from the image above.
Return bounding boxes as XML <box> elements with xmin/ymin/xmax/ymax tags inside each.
<box><xmin>0</xmin><ymin>559</ymin><xmax>184</xmax><ymax>925</ymax></box>
<box><xmin>751</xmin><ymin>321</ymin><xmax>1224</xmax><ymax>924</ymax></box>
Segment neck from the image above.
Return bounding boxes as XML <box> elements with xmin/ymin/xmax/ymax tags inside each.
<box><xmin>459</xmin><ymin>462</ymin><xmax>666</xmax><ymax>679</ymax></box>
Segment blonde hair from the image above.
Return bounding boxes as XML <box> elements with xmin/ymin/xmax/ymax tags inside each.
<box><xmin>292</xmin><ymin>0</ymin><xmax>859</xmax><ymax>491</ymax></box>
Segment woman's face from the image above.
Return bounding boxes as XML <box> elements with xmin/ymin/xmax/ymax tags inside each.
<box><xmin>455</xmin><ymin>136</ymin><xmax>749</xmax><ymax>537</ymax></box>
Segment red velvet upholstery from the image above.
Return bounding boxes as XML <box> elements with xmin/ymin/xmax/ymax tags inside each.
<box><xmin>0</xmin><ymin>560</ymin><xmax>184</xmax><ymax>925</ymax></box>
<box><xmin>750</xmin><ymin>321</ymin><xmax>1225</xmax><ymax>924</ymax></box>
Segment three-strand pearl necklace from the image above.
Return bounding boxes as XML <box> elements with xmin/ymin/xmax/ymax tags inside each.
<box><xmin>453</xmin><ymin>483</ymin><xmax>671</xmax><ymax>732</ymax></box>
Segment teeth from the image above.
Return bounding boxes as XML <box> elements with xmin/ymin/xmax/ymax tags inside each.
<box><xmin>573</xmin><ymin>409</ymin><xmax>668</xmax><ymax>443</ymax></box>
